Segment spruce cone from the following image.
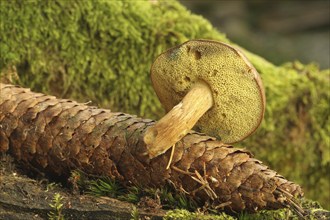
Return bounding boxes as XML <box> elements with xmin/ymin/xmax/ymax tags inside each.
<box><xmin>0</xmin><ymin>83</ymin><xmax>303</xmax><ymax>214</ymax></box>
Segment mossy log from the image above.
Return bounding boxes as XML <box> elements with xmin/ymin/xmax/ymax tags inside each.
<box><xmin>0</xmin><ymin>83</ymin><xmax>304</xmax><ymax>216</ymax></box>
<box><xmin>0</xmin><ymin>0</ymin><xmax>329</xmax><ymax>208</ymax></box>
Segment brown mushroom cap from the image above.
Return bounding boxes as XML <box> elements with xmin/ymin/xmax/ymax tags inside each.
<box><xmin>150</xmin><ymin>39</ymin><xmax>265</xmax><ymax>143</ymax></box>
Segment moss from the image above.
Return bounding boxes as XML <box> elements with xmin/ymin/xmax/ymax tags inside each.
<box><xmin>164</xmin><ymin>199</ymin><xmax>329</xmax><ymax>220</ymax></box>
<box><xmin>0</xmin><ymin>0</ymin><xmax>329</xmax><ymax>211</ymax></box>
<box><xmin>0</xmin><ymin>0</ymin><xmax>225</xmax><ymax>118</ymax></box>
<box><xmin>48</xmin><ymin>193</ymin><xmax>65</xmax><ymax>220</ymax></box>
<box><xmin>69</xmin><ymin>172</ymin><xmax>330</xmax><ymax>219</ymax></box>
<box><xmin>242</xmin><ymin>62</ymin><xmax>330</xmax><ymax>210</ymax></box>
<box><xmin>164</xmin><ymin>209</ymin><xmax>234</xmax><ymax>220</ymax></box>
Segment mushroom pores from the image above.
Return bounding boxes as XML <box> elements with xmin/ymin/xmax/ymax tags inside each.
<box><xmin>151</xmin><ymin>40</ymin><xmax>265</xmax><ymax>144</ymax></box>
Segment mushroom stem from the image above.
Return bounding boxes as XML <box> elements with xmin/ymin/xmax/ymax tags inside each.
<box><xmin>144</xmin><ymin>80</ymin><xmax>213</xmax><ymax>158</ymax></box>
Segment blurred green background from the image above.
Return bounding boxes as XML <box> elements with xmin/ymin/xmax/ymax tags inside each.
<box><xmin>180</xmin><ymin>0</ymin><xmax>329</xmax><ymax>69</ymax></box>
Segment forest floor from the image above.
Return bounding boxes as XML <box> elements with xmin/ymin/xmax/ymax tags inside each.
<box><xmin>1</xmin><ymin>153</ymin><xmax>329</xmax><ymax>220</ymax></box>
<box><xmin>0</xmin><ymin>154</ymin><xmax>164</xmax><ymax>220</ymax></box>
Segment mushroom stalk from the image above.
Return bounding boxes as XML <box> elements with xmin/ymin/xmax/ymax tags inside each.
<box><xmin>144</xmin><ymin>80</ymin><xmax>213</xmax><ymax>158</ymax></box>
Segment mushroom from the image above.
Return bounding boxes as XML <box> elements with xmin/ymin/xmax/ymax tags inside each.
<box><xmin>144</xmin><ymin>39</ymin><xmax>265</xmax><ymax>159</ymax></box>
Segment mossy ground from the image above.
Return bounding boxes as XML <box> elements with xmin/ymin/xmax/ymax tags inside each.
<box><xmin>70</xmin><ymin>170</ymin><xmax>329</xmax><ymax>220</ymax></box>
<box><xmin>1</xmin><ymin>0</ymin><xmax>329</xmax><ymax>211</ymax></box>
<box><xmin>1</xmin><ymin>153</ymin><xmax>329</xmax><ymax>219</ymax></box>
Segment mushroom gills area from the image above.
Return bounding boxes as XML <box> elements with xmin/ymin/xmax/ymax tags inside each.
<box><xmin>151</xmin><ymin>40</ymin><xmax>264</xmax><ymax>143</ymax></box>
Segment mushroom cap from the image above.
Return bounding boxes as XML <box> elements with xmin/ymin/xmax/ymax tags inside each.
<box><xmin>150</xmin><ymin>39</ymin><xmax>265</xmax><ymax>143</ymax></box>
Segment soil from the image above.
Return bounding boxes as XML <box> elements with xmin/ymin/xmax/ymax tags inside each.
<box><xmin>0</xmin><ymin>154</ymin><xmax>165</xmax><ymax>220</ymax></box>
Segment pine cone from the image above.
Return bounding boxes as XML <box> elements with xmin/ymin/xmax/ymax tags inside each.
<box><xmin>0</xmin><ymin>83</ymin><xmax>304</xmax><ymax>214</ymax></box>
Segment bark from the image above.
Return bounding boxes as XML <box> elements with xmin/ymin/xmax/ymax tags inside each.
<box><xmin>0</xmin><ymin>83</ymin><xmax>303</xmax><ymax>214</ymax></box>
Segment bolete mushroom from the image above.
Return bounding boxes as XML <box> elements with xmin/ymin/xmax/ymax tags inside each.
<box><xmin>144</xmin><ymin>39</ymin><xmax>265</xmax><ymax>159</ymax></box>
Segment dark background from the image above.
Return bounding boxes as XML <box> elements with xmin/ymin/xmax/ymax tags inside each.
<box><xmin>180</xmin><ymin>0</ymin><xmax>330</xmax><ymax>69</ymax></box>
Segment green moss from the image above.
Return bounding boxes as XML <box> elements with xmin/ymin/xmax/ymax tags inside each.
<box><xmin>164</xmin><ymin>209</ymin><xmax>234</xmax><ymax>220</ymax></box>
<box><xmin>0</xmin><ymin>0</ymin><xmax>329</xmax><ymax>211</ymax></box>
<box><xmin>164</xmin><ymin>199</ymin><xmax>329</xmax><ymax>220</ymax></box>
<box><xmin>0</xmin><ymin>0</ymin><xmax>225</xmax><ymax>118</ymax></box>
<box><xmin>74</xmin><ymin>172</ymin><xmax>197</xmax><ymax>211</ymax></box>
<box><xmin>241</xmin><ymin>62</ymin><xmax>330</xmax><ymax>210</ymax></box>
<box><xmin>48</xmin><ymin>193</ymin><xmax>65</xmax><ymax>220</ymax></box>
<box><xmin>70</xmin><ymin>172</ymin><xmax>330</xmax><ymax>219</ymax></box>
